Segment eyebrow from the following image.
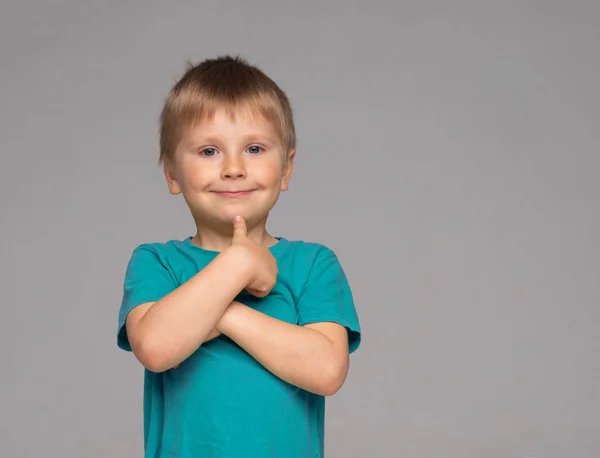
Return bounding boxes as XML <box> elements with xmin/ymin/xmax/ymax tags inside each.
<box><xmin>189</xmin><ymin>133</ymin><xmax>277</xmax><ymax>148</ymax></box>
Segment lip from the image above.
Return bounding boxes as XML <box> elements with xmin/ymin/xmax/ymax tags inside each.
<box><xmin>212</xmin><ymin>190</ymin><xmax>254</xmax><ymax>198</ymax></box>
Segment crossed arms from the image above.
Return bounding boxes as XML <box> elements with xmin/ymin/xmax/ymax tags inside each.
<box><xmin>125</xmin><ymin>240</ymin><xmax>350</xmax><ymax>396</ymax></box>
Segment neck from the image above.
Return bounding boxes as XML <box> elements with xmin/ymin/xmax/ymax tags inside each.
<box><xmin>190</xmin><ymin>217</ymin><xmax>278</xmax><ymax>252</ymax></box>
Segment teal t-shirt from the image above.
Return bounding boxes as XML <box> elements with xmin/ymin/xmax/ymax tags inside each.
<box><xmin>117</xmin><ymin>236</ymin><xmax>361</xmax><ymax>458</ymax></box>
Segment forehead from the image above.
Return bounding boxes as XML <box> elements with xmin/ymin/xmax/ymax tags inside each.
<box><xmin>189</xmin><ymin>106</ymin><xmax>277</xmax><ymax>136</ymax></box>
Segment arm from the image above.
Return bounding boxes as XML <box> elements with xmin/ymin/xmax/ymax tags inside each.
<box><xmin>126</xmin><ymin>247</ymin><xmax>248</xmax><ymax>373</ymax></box>
<box><xmin>217</xmin><ymin>301</ymin><xmax>350</xmax><ymax>396</ymax></box>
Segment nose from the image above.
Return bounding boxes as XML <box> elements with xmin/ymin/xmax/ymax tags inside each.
<box><xmin>221</xmin><ymin>154</ymin><xmax>247</xmax><ymax>179</ymax></box>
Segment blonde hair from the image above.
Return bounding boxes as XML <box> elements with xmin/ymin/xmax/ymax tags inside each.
<box><xmin>158</xmin><ymin>55</ymin><xmax>296</xmax><ymax>165</ymax></box>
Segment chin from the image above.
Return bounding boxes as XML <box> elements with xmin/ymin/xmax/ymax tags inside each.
<box><xmin>189</xmin><ymin>200</ymin><xmax>273</xmax><ymax>228</ymax></box>
<box><xmin>225</xmin><ymin>209</ymin><xmax>269</xmax><ymax>225</ymax></box>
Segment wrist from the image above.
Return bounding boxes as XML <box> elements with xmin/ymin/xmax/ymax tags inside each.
<box><xmin>217</xmin><ymin>301</ymin><xmax>242</xmax><ymax>334</ymax></box>
<box><xmin>222</xmin><ymin>245</ymin><xmax>253</xmax><ymax>283</ymax></box>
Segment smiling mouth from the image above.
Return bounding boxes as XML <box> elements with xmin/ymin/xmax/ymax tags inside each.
<box><xmin>212</xmin><ymin>190</ymin><xmax>254</xmax><ymax>198</ymax></box>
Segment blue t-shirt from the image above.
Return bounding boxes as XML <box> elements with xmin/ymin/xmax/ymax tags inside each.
<box><xmin>117</xmin><ymin>236</ymin><xmax>361</xmax><ymax>458</ymax></box>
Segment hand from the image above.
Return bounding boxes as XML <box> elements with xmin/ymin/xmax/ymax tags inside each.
<box><xmin>230</xmin><ymin>215</ymin><xmax>278</xmax><ymax>298</ymax></box>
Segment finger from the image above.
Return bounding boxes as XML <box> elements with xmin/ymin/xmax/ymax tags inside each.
<box><xmin>246</xmin><ymin>288</ymin><xmax>263</xmax><ymax>298</ymax></box>
<box><xmin>246</xmin><ymin>287</ymin><xmax>270</xmax><ymax>298</ymax></box>
<box><xmin>231</xmin><ymin>215</ymin><xmax>247</xmax><ymax>242</ymax></box>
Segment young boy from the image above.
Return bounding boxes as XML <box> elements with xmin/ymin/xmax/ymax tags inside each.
<box><xmin>117</xmin><ymin>55</ymin><xmax>361</xmax><ymax>458</ymax></box>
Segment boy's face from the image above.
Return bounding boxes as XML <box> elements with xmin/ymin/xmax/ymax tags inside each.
<box><xmin>165</xmin><ymin>107</ymin><xmax>294</xmax><ymax>230</ymax></box>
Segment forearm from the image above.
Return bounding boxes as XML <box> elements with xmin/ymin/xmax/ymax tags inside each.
<box><xmin>134</xmin><ymin>247</ymin><xmax>248</xmax><ymax>371</ymax></box>
<box><xmin>217</xmin><ymin>302</ymin><xmax>347</xmax><ymax>396</ymax></box>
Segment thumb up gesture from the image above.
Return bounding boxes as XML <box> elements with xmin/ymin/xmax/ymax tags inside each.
<box><xmin>231</xmin><ymin>215</ymin><xmax>278</xmax><ymax>297</ymax></box>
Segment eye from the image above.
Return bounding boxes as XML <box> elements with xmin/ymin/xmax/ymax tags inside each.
<box><xmin>200</xmin><ymin>147</ymin><xmax>218</xmax><ymax>157</ymax></box>
<box><xmin>247</xmin><ymin>145</ymin><xmax>264</xmax><ymax>155</ymax></box>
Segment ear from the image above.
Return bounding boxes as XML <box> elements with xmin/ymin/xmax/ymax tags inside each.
<box><xmin>280</xmin><ymin>149</ymin><xmax>295</xmax><ymax>192</ymax></box>
<box><xmin>163</xmin><ymin>160</ymin><xmax>182</xmax><ymax>195</ymax></box>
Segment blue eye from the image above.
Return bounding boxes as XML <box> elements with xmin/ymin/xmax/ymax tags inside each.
<box><xmin>247</xmin><ymin>146</ymin><xmax>263</xmax><ymax>155</ymax></box>
<box><xmin>201</xmin><ymin>148</ymin><xmax>218</xmax><ymax>157</ymax></box>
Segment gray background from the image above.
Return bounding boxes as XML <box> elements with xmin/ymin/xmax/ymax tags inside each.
<box><xmin>2</xmin><ymin>1</ymin><xmax>599</xmax><ymax>457</ymax></box>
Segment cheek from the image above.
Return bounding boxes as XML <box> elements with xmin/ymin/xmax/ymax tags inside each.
<box><xmin>181</xmin><ymin>165</ymin><xmax>213</xmax><ymax>189</ymax></box>
<box><xmin>255</xmin><ymin>162</ymin><xmax>284</xmax><ymax>186</ymax></box>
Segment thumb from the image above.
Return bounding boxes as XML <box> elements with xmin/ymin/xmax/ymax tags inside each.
<box><xmin>231</xmin><ymin>215</ymin><xmax>247</xmax><ymax>242</ymax></box>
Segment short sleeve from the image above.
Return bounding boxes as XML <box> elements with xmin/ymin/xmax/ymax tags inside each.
<box><xmin>296</xmin><ymin>246</ymin><xmax>361</xmax><ymax>353</ymax></box>
<box><xmin>117</xmin><ymin>244</ymin><xmax>178</xmax><ymax>351</ymax></box>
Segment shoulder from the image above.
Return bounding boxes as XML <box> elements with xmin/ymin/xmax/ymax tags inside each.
<box><xmin>131</xmin><ymin>236</ymin><xmax>192</xmax><ymax>254</ymax></box>
<box><xmin>126</xmin><ymin>238</ymin><xmax>190</xmax><ymax>267</ymax></box>
<box><xmin>280</xmin><ymin>238</ymin><xmax>342</xmax><ymax>269</ymax></box>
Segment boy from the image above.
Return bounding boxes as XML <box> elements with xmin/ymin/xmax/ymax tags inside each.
<box><xmin>117</xmin><ymin>55</ymin><xmax>361</xmax><ymax>458</ymax></box>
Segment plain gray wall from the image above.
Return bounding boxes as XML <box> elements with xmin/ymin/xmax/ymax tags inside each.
<box><xmin>2</xmin><ymin>1</ymin><xmax>599</xmax><ymax>457</ymax></box>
